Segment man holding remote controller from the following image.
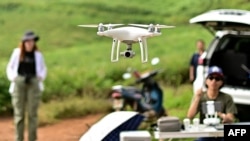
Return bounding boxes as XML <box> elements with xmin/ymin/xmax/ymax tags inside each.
<box><xmin>187</xmin><ymin>66</ymin><xmax>238</xmax><ymax>141</ymax></box>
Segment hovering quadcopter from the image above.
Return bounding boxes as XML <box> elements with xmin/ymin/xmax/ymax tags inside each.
<box><xmin>78</xmin><ymin>23</ymin><xmax>174</xmax><ymax>63</ymax></box>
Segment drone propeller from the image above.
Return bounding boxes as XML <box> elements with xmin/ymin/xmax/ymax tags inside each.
<box><xmin>78</xmin><ymin>23</ymin><xmax>124</xmax><ymax>28</ymax></box>
<box><xmin>78</xmin><ymin>23</ymin><xmax>105</xmax><ymax>28</ymax></box>
<box><xmin>103</xmin><ymin>24</ymin><xmax>124</xmax><ymax>27</ymax></box>
<box><xmin>155</xmin><ymin>24</ymin><xmax>175</xmax><ymax>28</ymax></box>
<box><xmin>129</xmin><ymin>24</ymin><xmax>149</xmax><ymax>28</ymax></box>
<box><xmin>78</xmin><ymin>24</ymin><xmax>100</xmax><ymax>28</ymax></box>
<box><xmin>129</xmin><ymin>23</ymin><xmax>175</xmax><ymax>28</ymax></box>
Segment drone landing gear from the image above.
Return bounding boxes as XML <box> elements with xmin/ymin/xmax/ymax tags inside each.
<box><xmin>110</xmin><ymin>38</ymin><xmax>148</xmax><ymax>63</ymax></box>
<box><xmin>111</xmin><ymin>39</ymin><xmax>136</xmax><ymax>62</ymax></box>
<box><xmin>138</xmin><ymin>37</ymin><xmax>148</xmax><ymax>63</ymax></box>
<box><xmin>111</xmin><ymin>38</ymin><xmax>121</xmax><ymax>62</ymax></box>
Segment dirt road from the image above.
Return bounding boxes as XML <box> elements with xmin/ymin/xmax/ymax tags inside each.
<box><xmin>0</xmin><ymin>113</ymin><xmax>105</xmax><ymax>141</ymax></box>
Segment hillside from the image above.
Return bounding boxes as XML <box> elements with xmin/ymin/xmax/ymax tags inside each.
<box><xmin>0</xmin><ymin>0</ymin><xmax>249</xmax><ymax>115</ymax></box>
<box><xmin>0</xmin><ymin>0</ymin><xmax>249</xmax><ymax>56</ymax></box>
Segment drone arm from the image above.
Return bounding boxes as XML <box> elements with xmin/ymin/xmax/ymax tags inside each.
<box><xmin>111</xmin><ymin>38</ymin><xmax>121</xmax><ymax>62</ymax></box>
<box><xmin>138</xmin><ymin>37</ymin><xmax>148</xmax><ymax>63</ymax></box>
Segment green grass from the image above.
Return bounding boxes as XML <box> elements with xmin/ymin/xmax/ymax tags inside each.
<box><xmin>38</xmin><ymin>95</ymin><xmax>112</xmax><ymax>126</ymax></box>
<box><xmin>0</xmin><ymin>0</ymin><xmax>250</xmax><ymax>125</ymax></box>
<box><xmin>37</xmin><ymin>84</ymin><xmax>194</xmax><ymax>126</ymax></box>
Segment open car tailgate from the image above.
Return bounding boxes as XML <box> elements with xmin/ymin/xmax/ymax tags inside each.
<box><xmin>190</xmin><ymin>9</ymin><xmax>250</xmax><ymax>32</ymax></box>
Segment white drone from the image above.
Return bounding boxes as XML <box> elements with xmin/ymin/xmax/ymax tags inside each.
<box><xmin>78</xmin><ymin>23</ymin><xmax>175</xmax><ymax>63</ymax></box>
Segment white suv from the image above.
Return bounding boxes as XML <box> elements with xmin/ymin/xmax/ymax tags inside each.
<box><xmin>190</xmin><ymin>9</ymin><xmax>250</xmax><ymax>122</ymax></box>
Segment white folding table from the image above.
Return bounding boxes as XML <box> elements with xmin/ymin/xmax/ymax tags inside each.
<box><xmin>154</xmin><ymin>125</ymin><xmax>224</xmax><ymax>141</ymax></box>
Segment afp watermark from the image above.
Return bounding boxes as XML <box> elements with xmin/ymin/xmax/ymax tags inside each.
<box><xmin>224</xmin><ymin>123</ymin><xmax>250</xmax><ymax>140</ymax></box>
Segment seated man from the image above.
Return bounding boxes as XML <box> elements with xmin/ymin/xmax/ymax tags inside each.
<box><xmin>187</xmin><ymin>66</ymin><xmax>238</xmax><ymax>141</ymax></box>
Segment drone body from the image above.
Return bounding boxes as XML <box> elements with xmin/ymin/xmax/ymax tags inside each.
<box><xmin>78</xmin><ymin>23</ymin><xmax>174</xmax><ymax>63</ymax></box>
<box><xmin>97</xmin><ymin>26</ymin><xmax>161</xmax><ymax>41</ymax></box>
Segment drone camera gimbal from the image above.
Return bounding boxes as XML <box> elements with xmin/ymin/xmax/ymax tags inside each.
<box><xmin>120</xmin><ymin>50</ymin><xmax>135</xmax><ymax>58</ymax></box>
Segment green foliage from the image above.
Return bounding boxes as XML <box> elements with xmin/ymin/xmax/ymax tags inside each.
<box><xmin>38</xmin><ymin>96</ymin><xmax>112</xmax><ymax>126</ymax></box>
<box><xmin>0</xmin><ymin>62</ymin><xmax>12</xmax><ymax>114</ymax></box>
<box><xmin>0</xmin><ymin>0</ymin><xmax>249</xmax><ymax>119</ymax></box>
<box><xmin>163</xmin><ymin>84</ymin><xmax>193</xmax><ymax>119</ymax></box>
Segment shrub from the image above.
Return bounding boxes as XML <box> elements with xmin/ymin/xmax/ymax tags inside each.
<box><xmin>0</xmin><ymin>70</ymin><xmax>12</xmax><ymax>115</ymax></box>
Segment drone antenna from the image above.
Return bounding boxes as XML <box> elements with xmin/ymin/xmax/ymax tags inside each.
<box><xmin>111</xmin><ymin>39</ymin><xmax>122</xmax><ymax>62</ymax></box>
<box><xmin>138</xmin><ymin>37</ymin><xmax>148</xmax><ymax>63</ymax></box>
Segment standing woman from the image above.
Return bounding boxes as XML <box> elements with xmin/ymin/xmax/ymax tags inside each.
<box><xmin>6</xmin><ymin>30</ymin><xmax>47</xmax><ymax>141</ymax></box>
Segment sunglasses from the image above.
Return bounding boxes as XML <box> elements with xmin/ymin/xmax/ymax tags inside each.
<box><xmin>207</xmin><ymin>76</ymin><xmax>223</xmax><ymax>81</ymax></box>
